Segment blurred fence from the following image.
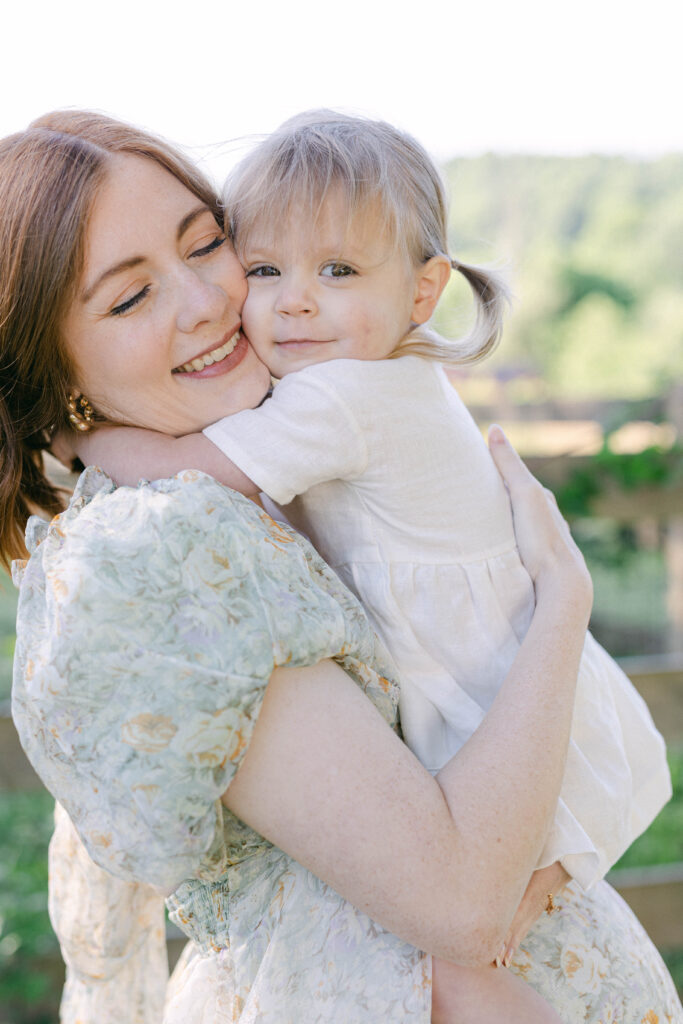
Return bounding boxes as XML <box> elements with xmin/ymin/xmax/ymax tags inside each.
<box><xmin>465</xmin><ymin>381</ymin><xmax>683</xmax><ymax>652</ymax></box>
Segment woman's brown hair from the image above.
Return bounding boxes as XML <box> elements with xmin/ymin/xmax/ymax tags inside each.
<box><xmin>0</xmin><ymin>110</ymin><xmax>221</xmax><ymax>569</ymax></box>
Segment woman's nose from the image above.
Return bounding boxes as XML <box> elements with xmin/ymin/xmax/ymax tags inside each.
<box><xmin>175</xmin><ymin>267</ymin><xmax>230</xmax><ymax>333</ymax></box>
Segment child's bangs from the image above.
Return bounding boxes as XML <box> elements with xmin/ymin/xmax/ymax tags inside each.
<box><xmin>225</xmin><ymin>138</ymin><xmax>407</xmax><ymax>258</ymax></box>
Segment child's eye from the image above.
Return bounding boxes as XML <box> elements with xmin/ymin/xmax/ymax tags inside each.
<box><xmin>321</xmin><ymin>262</ymin><xmax>355</xmax><ymax>278</ymax></box>
<box><xmin>189</xmin><ymin>236</ymin><xmax>226</xmax><ymax>259</ymax></box>
<box><xmin>247</xmin><ymin>265</ymin><xmax>280</xmax><ymax>278</ymax></box>
<box><xmin>110</xmin><ymin>285</ymin><xmax>151</xmax><ymax>317</ymax></box>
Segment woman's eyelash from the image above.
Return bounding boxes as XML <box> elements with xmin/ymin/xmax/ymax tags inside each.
<box><xmin>109</xmin><ymin>237</ymin><xmax>224</xmax><ymax>316</ymax></box>
<box><xmin>110</xmin><ymin>285</ymin><xmax>151</xmax><ymax>317</ymax></box>
<box><xmin>190</xmin><ymin>236</ymin><xmax>226</xmax><ymax>258</ymax></box>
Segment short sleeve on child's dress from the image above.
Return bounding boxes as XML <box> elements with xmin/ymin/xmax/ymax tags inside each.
<box><xmin>12</xmin><ymin>467</ymin><xmax>388</xmax><ymax>895</ymax></box>
<box><xmin>203</xmin><ymin>365</ymin><xmax>369</xmax><ymax>504</ymax></box>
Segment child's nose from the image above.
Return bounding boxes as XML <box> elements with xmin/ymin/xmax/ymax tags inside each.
<box><xmin>276</xmin><ymin>276</ymin><xmax>317</xmax><ymax>317</ymax></box>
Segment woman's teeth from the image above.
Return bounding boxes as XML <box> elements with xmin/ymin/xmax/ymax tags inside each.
<box><xmin>176</xmin><ymin>332</ymin><xmax>239</xmax><ymax>373</ymax></box>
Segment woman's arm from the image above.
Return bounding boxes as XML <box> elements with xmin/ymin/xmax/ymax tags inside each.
<box><xmin>224</xmin><ymin>429</ymin><xmax>593</xmax><ymax>966</ymax></box>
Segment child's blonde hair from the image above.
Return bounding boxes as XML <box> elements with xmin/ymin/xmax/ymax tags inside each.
<box><xmin>224</xmin><ymin>109</ymin><xmax>509</xmax><ymax>366</ymax></box>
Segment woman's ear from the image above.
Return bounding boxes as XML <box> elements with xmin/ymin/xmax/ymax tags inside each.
<box><xmin>410</xmin><ymin>255</ymin><xmax>452</xmax><ymax>325</ymax></box>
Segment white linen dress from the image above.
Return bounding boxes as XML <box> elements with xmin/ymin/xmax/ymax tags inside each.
<box><xmin>205</xmin><ymin>355</ymin><xmax>672</xmax><ymax>889</ymax></box>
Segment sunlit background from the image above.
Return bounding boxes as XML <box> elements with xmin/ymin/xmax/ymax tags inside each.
<box><xmin>2</xmin><ymin>0</ymin><xmax>680</xmax><ymax>168</ymax></box>
<box><xmin>1</xmin><ymin>1</ymin><xmax>682</xmax><ymax>1019</ymax></box>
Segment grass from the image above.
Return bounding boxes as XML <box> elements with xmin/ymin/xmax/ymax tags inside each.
<box><xmin>613</xmin><ymin>744</ymin><xmax>683</xmax><ymax>870</ymax></box>
<box><xmin>0</xmin><ymin>791</ymin><xmax>60</xmax><ymax>1024</ymax></box>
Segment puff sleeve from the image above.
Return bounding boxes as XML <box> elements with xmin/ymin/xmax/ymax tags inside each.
<box><xmin>12</xmin><ymin>468</ymin><xmax>382</xmax><ymax>895</ymax></box>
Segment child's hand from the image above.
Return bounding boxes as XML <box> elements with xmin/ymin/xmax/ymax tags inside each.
<box><xmin>52</xmin><ymin>423</ymin><xmax>151</xmax><ymax>484</ymax></box>
<box><xmin>52</xmin><ymin>424</ymin><xmax>128</xmax><ymax>479</ymax></box>
<box><xmin>495</xmin><ymin>861</ymin><xmax>570</xmax><ymax>967</ymax></box>
<box><xmin>50</xmin><ymin>429</ymin><xmax>80</xmax><ymax>469</ymax></box>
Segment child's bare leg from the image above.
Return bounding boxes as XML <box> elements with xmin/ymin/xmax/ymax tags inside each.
<box><xmin>431</xmin><ymin>956</ymin><xmax>562</xmax><ymax>1024</ymax></box>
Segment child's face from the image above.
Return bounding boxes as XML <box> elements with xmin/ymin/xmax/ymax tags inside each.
<box><xmin>237</xmin><ymin>191</ymin><xmax>421</xmax><ymax>378</ymax></box>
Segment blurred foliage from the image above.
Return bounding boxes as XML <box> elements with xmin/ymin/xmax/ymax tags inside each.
<box><xmin>0</xmin><ymin>578</ymin><xmax>17</xmax><ymax>706</ymax></box>
<box><xmin>0</xmin><ymin>791</ymin><xmax>60</xmax><ymax>1024</ymax></box>
<box><xmin>615</xmin><ymin>745</ymin><xmax>683</xmax><ymax>870</ymax></box>
<box><xmin>435</xmin><ymin>154</ymin><xmax>683</xmax><ymax>398</ymax></box>
<box><xmin>614</xmin><ymin>742</ymin><xmax>683</xmax><ymax>1000</ymax></box>
<box><xmin>554</xmin><ymin>443</ymin><xmax>683</xmax><ymax>520</ymax></box>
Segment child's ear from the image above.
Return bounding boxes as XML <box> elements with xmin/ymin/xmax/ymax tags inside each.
<box><xmin>410</xmin><ymin>255</ymin><xmax>452</xmax><ymax>325</ymax></box>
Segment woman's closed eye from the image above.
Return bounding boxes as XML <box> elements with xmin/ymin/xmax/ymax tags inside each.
<box><xmin>109</xmin><ymin>236</ymin><xmax>226</xmax><ymax>316</ymax></box>
<box><xmin>320</xmin><ymin>262</ymin><xmax>356</xmax><ymax>278</ymax></box>
<box><xmin>189</xmin><ymin>235</ymin><xmax>226</xmax><ymax>259</ymax></box>
<box><xmin>110</xmin><ymin>286</ymin><xmax>151</xmax><ymax>317</ymax></box>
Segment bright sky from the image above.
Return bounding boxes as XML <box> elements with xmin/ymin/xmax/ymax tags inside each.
<box><xmin>2</xmin><ymin>0</ymin><xmax>680</xmax><ymax>184</ymax></box>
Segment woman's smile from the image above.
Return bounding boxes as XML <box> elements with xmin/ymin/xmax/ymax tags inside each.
<box><xmin>63</xmin><ymin>155</ymin><xmax>271</xmax><ymax>435</ymax></box>
<box><xmin>173</xmin><ymin>329</ymin><xmax>244</xmax><ymax>375</ymax></box>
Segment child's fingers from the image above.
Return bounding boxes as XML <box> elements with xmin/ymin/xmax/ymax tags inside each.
<box><xmin>503</xmin><ymin>943</ymin><xmax>516</xmax><ymax>968</ymax></box>
<box><xmin>494</xmin><ymin>931</ymin><xmax>512</xmax><ymax>967</ymax></box>
<box><xmin>49</xmin><ymin>429</ymin><xmax>77</xmax><ymax>468</ymax></box>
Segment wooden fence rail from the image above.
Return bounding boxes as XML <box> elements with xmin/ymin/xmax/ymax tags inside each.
<box><xmin>466</xmin><ymin>379</ymin><xmax>683</xmax><ymax>653</ymax></box>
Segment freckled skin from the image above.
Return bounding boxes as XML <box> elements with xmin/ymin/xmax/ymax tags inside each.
<box><xmin>63</xmin><ymin>155</ymin><xmax>270</xmax><ymax>435</ymax></box>
<box><xmin>239</xmin><ymin>191</ymin><xmax>421</xmax><ymax>379</ymax></box>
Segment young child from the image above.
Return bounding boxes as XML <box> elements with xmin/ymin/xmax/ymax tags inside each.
<box><xmin>69</xmin><ymin>111</ymin><xmax>671</xmax><ymax>1021</ymax></box>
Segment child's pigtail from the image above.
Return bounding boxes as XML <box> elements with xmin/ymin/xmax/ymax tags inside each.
<box><xmin>394</xmin><ymin>259</ymin><xmax>511</xmax><ymax>368</ymax></box>
<box><xmin>449</xmin><ymin>258</ymin><xmax>510</xmax><ymax>364</ymax></box>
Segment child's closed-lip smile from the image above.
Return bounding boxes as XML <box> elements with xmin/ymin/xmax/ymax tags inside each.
<box><xmin>275</xmin><ymin>338</ymin><xmax>335</xmax><ymax>350</ymax></box>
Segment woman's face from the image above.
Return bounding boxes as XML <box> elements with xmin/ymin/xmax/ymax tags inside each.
<box><xmin>63</xmin><ymin>155</ymin><xmax>271</xmax><ymax>436</ymax></box>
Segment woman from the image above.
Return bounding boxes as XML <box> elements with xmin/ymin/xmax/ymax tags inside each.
<box><xmin>2</xmin><ymin>111</ymin><xmax>680</xmax><ymax>1023</ymax></box>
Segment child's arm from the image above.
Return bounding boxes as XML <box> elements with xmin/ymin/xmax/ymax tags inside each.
<box><xmin>54</xmin><ymin>366</ymin><xmax>367</xmax><ymax>503</ymax></box>
<box><xmin>61</xmin><ymin>424</ymin><xmax>259</xmax><ymax>496</ymax></box>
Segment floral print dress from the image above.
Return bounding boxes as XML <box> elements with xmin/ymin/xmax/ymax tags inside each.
<box><xmin>11</xmin><ymin>469</ymin><xmax>683</xmax><ymax>1023</ymax></box>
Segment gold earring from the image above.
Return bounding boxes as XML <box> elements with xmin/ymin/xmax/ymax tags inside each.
<box><xmin>66</xmin><ymin>392</ymin><xmax>95</xmax><ymax>432</ymax></box>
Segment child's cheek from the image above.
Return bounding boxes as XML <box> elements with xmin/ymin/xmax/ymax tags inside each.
<box><xmin>241</xmin><ymin>290</ymin><xmax>269</xmax><ymax>360</ymax></box>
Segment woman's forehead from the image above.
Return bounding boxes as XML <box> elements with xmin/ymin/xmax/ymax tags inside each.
<box><xmin>78</xmin><ymin>156</ymin><xmax>213</xmax><ymax>299</ymax></box>
<box><xmin>85</xmin><ymin>157</ymin><xmax>207</xmax><ymax>253</ymax></box>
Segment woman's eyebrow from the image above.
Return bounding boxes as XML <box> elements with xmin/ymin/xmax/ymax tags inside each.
<box><xmin>176</xmin><ymin>205</ymin><xmax>213</xmax><ymax>241</ymax></box>
<box><xmin>81</xmin><ymin>205</ymin><xmax>214</xmax><ymax>304</ymax></box>
<box><xmin>81</xmin><ymin>256</ymin><xmax>144</xmax><ymax>304</ymax></box>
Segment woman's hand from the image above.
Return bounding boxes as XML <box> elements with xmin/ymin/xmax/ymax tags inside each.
<box><xmin>496</xmin><ymin>861</ymin><xmax>571</xmax><ymax>967</ymax></box>
<box><xmin>488</xmin><ymin>425</ymin><xmax>593</xmax><ymax>611</ymax></box>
